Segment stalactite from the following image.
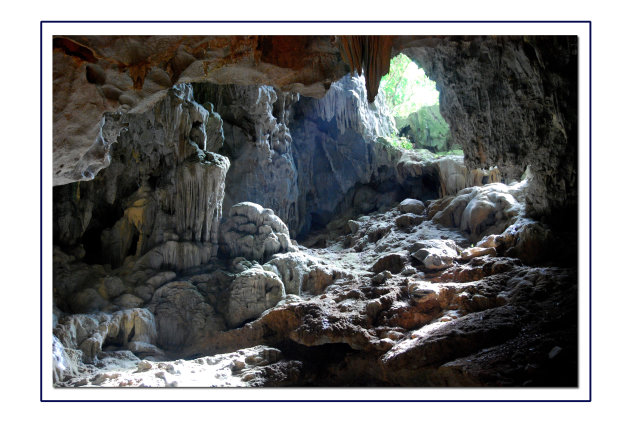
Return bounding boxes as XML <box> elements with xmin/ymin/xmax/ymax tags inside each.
<box><xmin>337</xmin><ymin>35</ymin><xmax>393</xmax><ymax>103</ymax></box>
<box><xmin>174</xmin><ymin>154</ymin><xmax>229</xmax><ymax>243</ymax></box>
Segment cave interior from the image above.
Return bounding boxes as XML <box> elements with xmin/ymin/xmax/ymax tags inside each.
<box><xmin>52</xmin><ymin>35</ymin><xmax>578</xmax><ymax>387</ymax></box>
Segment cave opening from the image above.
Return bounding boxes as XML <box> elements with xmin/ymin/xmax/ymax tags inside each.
<box><xmin>51</xmin><ymin>35</ymin><xmax>579</xmax><ymax>389</ymax></box>
<box><xmin>377</xmin><ymin>53</ymin><xmax>457</xmax><ymax>155</ymax></box>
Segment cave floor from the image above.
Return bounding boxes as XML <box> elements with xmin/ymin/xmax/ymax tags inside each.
<box><xmin>55</xmin><ymin>197</ymin><xmax>578</xmax><ymax>388</ymax></box>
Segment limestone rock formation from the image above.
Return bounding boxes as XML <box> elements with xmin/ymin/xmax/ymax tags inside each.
<box><xmin>219</xmin><ymin>202</ymin><xmax>297</xmax><ymax>262</ymax></box>
<box><xmin>265</xmin><ymin>251</ymin><xmax>348</xmax><ymax>295</ymax></box>
<box><xmin>398</xmin><ymin>198</ymin><xmax>426</xmax><ymax>215</ymax></box>
<box><xmin>53</xmin><ymin>307</ymin><xmax>161</xmax><ymax>383</ymax></box>
<box><xmin>149</xmin><ymin>281</ymin><xmax>225</xmax><ymax>350</ymax></box>
<box><xmin>55</xmin><ymin>345</ymin><xmax>300</xmax><ymax>387</ymax></box>
<box><xmin>337</xmin><ymin>36</ymin><xmax>394</xmax><ymax>103</ymax></box>
<box><xmin>290</xmin><ymin>74</ymin><xmax>401</xmax><ymax>234</ymax></box>
<box><xmin>398</xmin><ymin>36</ymin><xmax>577</xmax><ymax>220</ymax></box>
<box><xmin>411</xmin><ymin>239</ymin><xmax>459</xmax><ymax>270</ymax></box>
<box><xmin>193</xmin><ymin>83</ymin><xmax>300</xmax><ymax>233</ymax></box>
<box><xmin>53</xmin><ymin>35</ymin><xmax>577</xmax><ymax>226</ymax></box>
<box><xmin>54</xmin><ymin>84</ymin><xmax>229</xmax><ymax>273</ymax></box>
<box><xmin>53</xmin><ymin>35</ymin><xmax>349</xmax><ymax>185</ymax></box>
<box><xmin>429</xmin><ymin>181</ymin><xmax>526</xmax><ymax>242</ymax></box>
<box><xmin>226</xmin><ymin>265</ymin><xmax>286</xmax><ymax>328</ymax></box>
<box><xmin>51</xmin><ymin>35</ymin><xmax>578</xmax><ymax>388</ymax></box>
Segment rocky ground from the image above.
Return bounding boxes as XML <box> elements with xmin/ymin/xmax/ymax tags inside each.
<box><xmin>53</xmin><ymin>178</ymin><xmax>577</xmax><ymax>387</ymax></box>
<box><xmin>51</xmin><ymin>58</ymin><xmax>577</xmax><ymax>388</ymax></box>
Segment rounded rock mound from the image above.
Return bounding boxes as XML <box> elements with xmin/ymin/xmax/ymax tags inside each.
<box><xmin>219</xmin><ymin>202</ymin><xmax>298</xmax><ymax>262</ymax></box>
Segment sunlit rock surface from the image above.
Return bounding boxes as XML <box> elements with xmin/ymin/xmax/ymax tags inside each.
<box><xmin>52</xmin><ymin>36</ymin><xmax>577</xmax><ymax>387</ymax></box>
<box><xmin>219</xmin><ymin>202</ymin><xmax>298</xmax><ymax>261</ymax></box>
<box><xmin>54</xmin><ymin>177</ymin><xmax>576</xmax><ymax>387</ymax></box>
<box><xmin>226</xmin><ymin>265</ymin><xmax>286</xmax><ymax>328</ymax></box>
<box><xmin>55</xmin><ymin>345</ymin><xmax>300</xmax><ymax>387</ymax></box>
<box><xmin>53</xmin><ymin>35</ymin><xmax>349</xmax><ymax>185</ymax></box>
<box><xmin>399</xmin><ymin>36</ymin><xmax>577</xmax><ymax>220</ymax></box>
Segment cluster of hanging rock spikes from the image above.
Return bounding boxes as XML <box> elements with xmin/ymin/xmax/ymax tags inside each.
<box><xmin>337</xmin><ymin>36</ymin><xmax>394</xmax><ymax>103</ymax></box>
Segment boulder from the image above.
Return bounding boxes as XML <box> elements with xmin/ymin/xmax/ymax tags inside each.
<box><xmin>371</xmin><ymin>253</ymin><xmax>407</xmax><ymax>274</ymax></box>
<box><xmin>226</xmin><ymin>266</ymin><xmax>286</xmax><ymax>328</ymax></box>
<box><xmin>220</xmin><ymin>202</ymin><xmax>297</xmax><ymax>262</ymax></box>
<box><xmin>149</xmin><ymin>281</ymin><xmax>224</xmax><ymax>350</ymax></box>
<box><xmin>395</xmin><ymin>213</ymin><xmax>423</xmax><ymax>228</ymax></box>
<box><xmin>411</xmin><ymin>239</ymin><xmax>459</xmax><ymax>270</ymax></box>
<box><xmin>398</xmin><ymin>198</ymin><xmax>426</xmax><ymax>215</ymax></box>
<box><xmin>431</xmin><ymin>183</ymin><xmax>525</xmax><ymax>241</ymax></box>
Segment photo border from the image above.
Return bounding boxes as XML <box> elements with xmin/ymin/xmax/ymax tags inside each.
<box><xmin>40</xmin><ymin>20</ymin><xmax>592</xmax><ymax>402</ymax></box>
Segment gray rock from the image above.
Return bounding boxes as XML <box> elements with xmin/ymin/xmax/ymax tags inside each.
<box><xmin>145</xmin><ymin>272</ymin><xmax>177</xmax><ymax>289</ymax></box>
<box><xmin>398</xmin><ymin>198</ymin><xmax>426</xmax><ymax>215</ymax></box>
<box><xmin>265</xmin><ymin>252</ymin><xmax>318</xmax><ymax>295</ymax></box>
<box><xmin>411</xmin><ymin>239</ymin><xmax>459</xmax><ymax>270</ymax></box>
<box><xmin>149</xmin><ymin>281</ymin><xmax>224</xmax><ymax>350</ymax></box>
<box><xmin>408</xmin><ymin>37</ymin><xmax>577</xmax><ymax>218</ymax></box>
<box><xmin>226</xmin><ymin>266</ymin><xmax>285</xmax><ymax>328</ymax></box>
<box><xmin>193</xmin><ymin>84</ymin><xmax>300</xmax><ymax>235</ymax></box>
<box><xmin>431</xmin><ymin>183</ymin><xmax>525</xmax><ymax>242</ymax></box>
<box><xmin>395</xmin><ymin>213</ymin><xmax>423</xmax><ymax>228</ymax></box>
<box><xmin>220</xmin><ymin>202</ymin><xmax>297</xmax><ymax>262</ymax></box>
<box><xmin>54</xmin><ymin>308</ymin><xmax>157</xmax><ymax>365</ymax></box>
<box><xmin>53</xmin><ymin>83</ymin><xmax>230</xmax><ymax>276</ymax></box>
<box><xmin>101</xmin><ymin>276</ymin><xmax>126</xmax><ymax>299</ymax></box>
<box><xmin>348</xmin><ymin>220</ymin><xmax>361</xmax><ymax>234</ymax></box>
<box><xmin>114</xmin><ymin>293</ymin><xmax>144</xmax><ymax>309</ymax></box>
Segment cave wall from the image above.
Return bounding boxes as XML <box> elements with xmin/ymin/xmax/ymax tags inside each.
<box><xmin>53</xmin><ymin>35</ymin><xmax>349</xmax><ymax>186</ymax></box>
<box><xmin>192</xmin><ymin>83</ymin><xmax>301</xmax><ymax>235</ymax></box>
<box><xmin>53</xmin><ymin>35</ymin><xmax>578</xmax><ymax>224</ymax></box>
<box><xmin>398</xmin><ymin>36</ymin><xmax>578</xmax><ymax>221</ymax></box>
<box><xmin>54</xmin><ymin>84</ymin><xmax>229</xmax><ymax>272</ymax></box>
<box><xmin>289</xmin><ymin>74</ymin><xmax>401</xmax><ymax>235</ymax></box>
<box><xmin>191</xmin><ymin>74</ymin><xmax>399</xmax><ymax>237</ymax></box>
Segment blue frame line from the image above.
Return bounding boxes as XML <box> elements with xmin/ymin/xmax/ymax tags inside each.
<box><xmin>40</xmin><ymin>19</ymin><xmax>44</xmax><ymax>403</ymax></box>
<box><xmin>588</xmin><ymin>20</ymin><xmax>592</xmax><ymax>402</ymax></box>
<box><xmin>40</xmin><ymin>20</ymin><xmax>592</xmax><ymax>403</ymax></box>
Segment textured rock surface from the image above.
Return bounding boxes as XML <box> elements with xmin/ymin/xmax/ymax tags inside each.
<box><xmin>194</xmin><ymin>74</ymin><xmax>398</xmax><ymax>236</ymax></box>
<box><xmin>398</xmin><ymin>36</ymin><xmax>577</xmax><ymax>220</ymax></box>
<box><xmin>226</xmin><ymin>265</ymin><xmax>286</xmax><ymax>328</ymax></box>
<box><xmin>54</xmin><ymin>35</ymin><xmax>577</xmax><ymax>226</ymax></box>
<box><xmin>149</xmin><ymin>281</ymin><xmax>225</xmax><ymax>350</ymax></box>
<box><xmin>398</xmin><ymin>198</ymin><xmax>426</xmax><ymax>215</ymax></box>
<box><xmin>54</xmin><ymin>307</ymin><xmax>161</xmax><ymax>382</ymax></box>
<box><xmin>429</xmin><ymin>181</ymin><xmax>526</xmax><ymax>242</ymax></box>
<box><xmin>219</xmin><ymin>202</ymin><xmax>297</xmax><ymax>262</ymax></box>
<box><xmin>55</xmin><ymin>345</ymin><xmax>300</xmax><ymax>387</ymax></box>
<box><xmin>53</xmin><ymin>35</ymin><xmax>349</xmax><ymax>185</ymax></box>
<box><xmin>193</xmin><ymin>84</ymin><xmax>301</xmax><ymax>233</ymax></box>
<box><xmin>51</xmin><ymin>36</ymin><xmax>577</xmax><ymax>388</ymax></box>
<box><xmin>54</xmin><ymin>183</ymin><xmax>577</xmax><ymax>387</ymax></box>
<box><xmin>289</xmin><ymin>74</ymin><xmax>402</xmax><ymax>234</ymax></box>
<box><xmin>54</xmin><ymin>84</ymin><xmax>229</xmax><ymax>272</ymax></box>
<box><xmin>411</xmin><ymin>239</ymin><xmax>459</xmax><ymax>270</ymax></box>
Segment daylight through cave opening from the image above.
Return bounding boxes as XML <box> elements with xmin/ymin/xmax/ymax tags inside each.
<box><xmin>377</xmin><ymin>53</ymin><xmax>454</xmax><ymax>155</ymax></box>
<box><xmin>52</xmin><ymin>35</ymin><xmax>578</xmax><ymax>388</ymax></box>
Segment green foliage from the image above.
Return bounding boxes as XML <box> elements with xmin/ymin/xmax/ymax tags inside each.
<box><xmin>378</xmin><ymin>53</ymin><xmax>452</xmax><ymax>152</ymax></box>
<box><xmin>378</xmin><ymin>54</ymin><xmax>440</xmax><ymax>118</ymax></box>
<box><xmin>389</xmin><ymin>137</ymin><xmax>414</xmax><ymax>150</ymax></box>
<box><xmin>396</xmin><ymin>104</ymin><xmax>451</xmax><ymax>150</ymax></box>
<box><xmin>378</xmin><ymin>133</ymin><xmax>414</xmax><ymax>151</ymax></box>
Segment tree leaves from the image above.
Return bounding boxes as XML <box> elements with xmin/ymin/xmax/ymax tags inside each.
<box><xmin>378</xmin><ymin>53</ymin><xmax>440</xmax><ymax>118</ymax></box>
